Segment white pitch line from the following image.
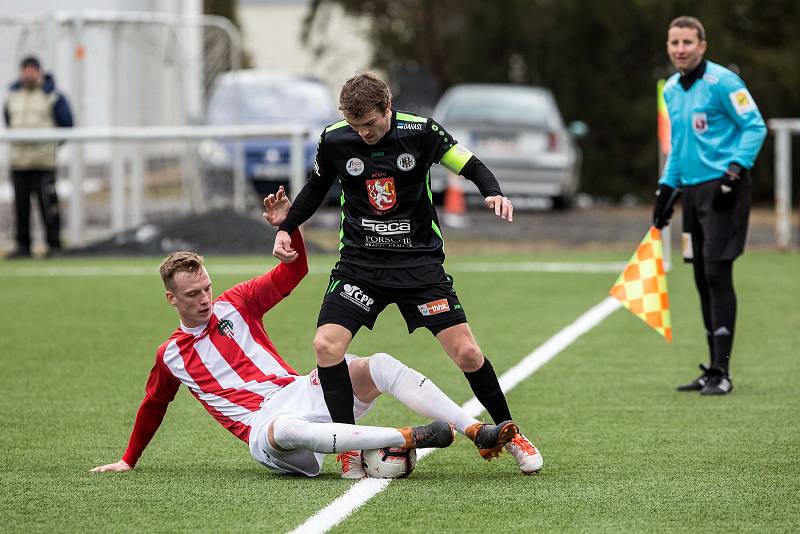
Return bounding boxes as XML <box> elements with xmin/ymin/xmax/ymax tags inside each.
<box><xmin>288</xmin><ymin>296</ymin><xmax>622</xmax><ymax>534</ymax></box>
<box><xmin>0</xmin><ymin>261</ymin><xmax>625</xmax><ymax>278</ymax></box>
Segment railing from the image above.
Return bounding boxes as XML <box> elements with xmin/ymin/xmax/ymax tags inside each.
<box><xmin>768</xmin><ymin>118</ymin><xmax>799</xmax><ymax>251</ymax></box>
<box><xmin>0</xmin><ymin>125</ymin><xmax>309</xmax><ymax>245</ymax></box>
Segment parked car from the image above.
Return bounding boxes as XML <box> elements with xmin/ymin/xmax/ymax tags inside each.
<box><xmin>430</xmin><ymin>84</ymin><xmax>586</xmax><ymax>209</ymax></box>
<box><xmin>199</xmin><ymin>70</ymin><xmax>340</xmax><ymax>200</ymax></box>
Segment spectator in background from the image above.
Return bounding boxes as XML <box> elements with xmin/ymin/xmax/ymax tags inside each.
<box><xmin>652</xmin><ymin>16</ymin><xmax>767</xmax><ymax>395</ymax></box>
<box><xmin>4</xmin><ymin>56</ymin><xmax>73</xmax><ymax>259</ymax></box>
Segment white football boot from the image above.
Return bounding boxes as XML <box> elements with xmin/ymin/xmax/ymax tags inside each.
<box><xmin>337</xmin><ymin>450</ymin><xmax>366</xmax><ymax>479</ymax></box>
<box><xmin>505</xmin><ymin>433</ymin><xmax>543</xmax><ymax>474</ymax></box>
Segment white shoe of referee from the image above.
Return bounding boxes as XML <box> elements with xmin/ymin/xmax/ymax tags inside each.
<box><xmin>505</xmin><ymin>433</ymin><xmax>543</xmax><ymax>474</ymax></box>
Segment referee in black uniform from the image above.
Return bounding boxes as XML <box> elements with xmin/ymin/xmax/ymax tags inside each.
<box><xmin>272</xmin><ymin>72</ymin><xmax>542</xmax><ymax>475</ymax></box>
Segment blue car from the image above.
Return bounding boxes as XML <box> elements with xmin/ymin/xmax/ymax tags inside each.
<box><xmin>200</xmin><ymin>70</ymin><xmax>341</xmax><ymax>200</ymax></box>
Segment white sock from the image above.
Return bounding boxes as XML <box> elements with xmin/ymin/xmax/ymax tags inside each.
<box><xmin>272</xmin><ymin>416</ymin><xmax>406</xmax><ymax>453</ymax></box>
<box><xmin>368</xmin><ymin>352</ymin><xmax>479</xmax><ymax>434</ymax></box>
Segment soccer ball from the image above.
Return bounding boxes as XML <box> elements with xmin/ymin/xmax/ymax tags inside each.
<box><xmin>360</xmin><ymin>447</ymin><xmax>417</xmax><ymax>479</ymax></box>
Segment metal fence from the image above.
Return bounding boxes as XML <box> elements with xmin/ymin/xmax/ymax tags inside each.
<box><xmin>0</xmin><ymin>125</ymin><xmax>308</xmax><ymax>247</ymax></box>
<box><xmin>768</xmin><ymin>119</ymin><xmax>799</xmax><ymax>251</ymax></box>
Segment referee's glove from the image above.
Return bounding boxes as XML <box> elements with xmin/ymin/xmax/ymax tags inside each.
<box><xmin>652</xmin><ymin>183</ymin><xmax>676</xmax><ymax>229</ymax></box>
<box><xmin>713</xmin><ymin>163</ymin><xmax>743</xmax><ymax>211</ymax></box>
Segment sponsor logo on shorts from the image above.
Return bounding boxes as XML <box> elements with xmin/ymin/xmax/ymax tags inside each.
<box><xmin>340</xmin><ymin>283</ymin><xmax>375</xmax><ymax>311</ymax></box>
<box><xmin>396</xmin><ymin>152</ymin><xmax>416</xmax><ymax>171</ymax></box>
<box><xmin>692</xmin><ymin>112</ymin><xmax>708</xmax><ymax>134</ymax></box>
<box><xmin>346</xmin><ymin>157</ymin><xmax>364</xmax><ymax>176</ymax></box>
<box><xmin>417</xmin><ymin>298</ymin><xmax>450</xmax><ymax>316</ymax></box>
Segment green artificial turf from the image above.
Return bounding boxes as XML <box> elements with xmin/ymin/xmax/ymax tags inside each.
<box><xmin>0</xmin><ymin>251</ymin><xmax>797</xmax><ymax>533</ymax></box>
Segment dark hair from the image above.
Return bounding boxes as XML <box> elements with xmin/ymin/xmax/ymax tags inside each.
<box><xmin>159</xmin><ymin>251</ymin><xmax>205</xmax><ymax>290</ymax></box>
<box><xmin>339</xmin><ymin>71</ymin><xmax>392</xmax><ymax>118</ymax></box>
<box><xmin>20</xmin><ymin>56</ymin><xmax>41</xmax><ymax>70</ymax></box>
<box><xmin>668</xmin><ymin>16</ymin><xmax>706</xmax><ymax>41</ymax></box>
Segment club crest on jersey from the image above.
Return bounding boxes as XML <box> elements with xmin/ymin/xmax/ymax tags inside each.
<box><xmin>692</xmin><ymin>112</ymin><xmax>708</xmax><ymax>134</ymax></box>
<box><xmin>217</xmin><ymin>319</ymin><xmax>235</xmax><ymax>339</ymax></box>
<box><xmin>397</xmin><ymin>152</ymin><xmax>416</xmax><ymax>171</ymax></box>
<box><xmin>346</xmin><ymin>157</ymin><xmax>364</xmax><ymax>176</ymax></box>
<box><xmin>366</xmin><ymin>177</ymin><xmax>397</xmax><ymax>211</ymax></box>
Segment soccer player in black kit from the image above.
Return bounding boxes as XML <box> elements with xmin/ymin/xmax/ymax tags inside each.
<box><xmin>273</xmin><ymin>72</ymin><xmax>542</xmax><ymax>476</ymax></box>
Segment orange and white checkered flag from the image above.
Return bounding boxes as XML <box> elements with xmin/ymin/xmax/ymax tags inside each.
<box><xmin>609</xmin><ymin>227</ymin><xmax>672</xmax><ymax>341</ymax></box>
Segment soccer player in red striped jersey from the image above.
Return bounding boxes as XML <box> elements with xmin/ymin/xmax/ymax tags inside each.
<box><xmin>91</xmin><ymin>187</ymin><xmax>518</xmax><ymax>478</ymax></box>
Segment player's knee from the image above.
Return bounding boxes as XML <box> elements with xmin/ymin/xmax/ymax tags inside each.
<box><xmin>313</xmin><ymin>333</ymin><xmax>346</xmax><ymax>365</ymax></box>
<box><xmin>451</xmin><ymin>342</ymin><xmax>484</xmax><ymax>372</ymax></box>
<box><xmin>368</xmin><ymin>352</ymin><xmax>413</xmax><ymax>394</ymax></box>
<box><xmin>271</xmin><ymin>416</ymin><xmax>308</xmax><ymax>450</ymax></box>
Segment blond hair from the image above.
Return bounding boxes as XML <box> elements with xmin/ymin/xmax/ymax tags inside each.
<box><xmin>159</xmin><ymin>251</ymin><xmax>204</xmax><ymax>290</ymax></box>
<box><xmin>339</xmin><ymin>71</ymin><xmax>392</xmax><ymax>118</ymax></box>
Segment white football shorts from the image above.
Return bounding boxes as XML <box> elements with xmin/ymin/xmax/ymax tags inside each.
<box><xmin>248</xmin><ymin>355</ymin><xmax>376</xmax><ymax>476</ymax></box>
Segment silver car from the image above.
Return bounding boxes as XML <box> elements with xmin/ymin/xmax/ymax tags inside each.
<box><xmin>431</xmin><ymin>84</ymin><xmax>585</xmax><ymax>209</ymax></box>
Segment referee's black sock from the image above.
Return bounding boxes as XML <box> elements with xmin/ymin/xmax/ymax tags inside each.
<box><xmin>317</xmin><ymin>360</ymin><xmax>356</xmax><ymax>425</ymax></box>
<box><xmin>464</xmin><ymin>358</ymin><xmax>512</xmax><ymax>424</ymax></box>
<box><xmin>705</xmin><ymin>260</ymin><xmax>736</xmax><ymax>375</ymax></box>
<box><xmin>693</xmin><ymin>261</ymin><xmax>716</xmax><ymax>367</ymax></box>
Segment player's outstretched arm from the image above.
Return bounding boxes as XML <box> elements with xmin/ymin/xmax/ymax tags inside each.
<box><xmin>90</xmin><ymin>460</ymin><xmax>132</xmax><ymax>473</ymax></box>
<box><xmin>90</xmin><ymin>367</ymin><xmax>178</xmax><ymax>474</ymax></box>
<box><xmin>455</xmin><ymin>155</ymin><xmax>512</xmax><ymax>223</ymax></box>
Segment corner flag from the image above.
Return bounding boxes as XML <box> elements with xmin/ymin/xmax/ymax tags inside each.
<box><xmin>609</xmin><ymin>227</ymin><xmax>672</xmax><ymax>341</ymax></box>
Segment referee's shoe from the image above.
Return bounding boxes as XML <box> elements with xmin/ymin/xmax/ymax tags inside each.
<box><xmin>676</xmin><ymin>364</ymin><xmax>711</xmax><ymax>391</ymax></box>
<box><xmin>700</xmin><ymin>368</ymin><xmax>733</xmax><ymax>396</ymax></box>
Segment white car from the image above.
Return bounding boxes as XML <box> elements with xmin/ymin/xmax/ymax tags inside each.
<box><xmin>431</xmin><ymin>84</ymin><xmax>586</xmax><ymax>209</ymax></box>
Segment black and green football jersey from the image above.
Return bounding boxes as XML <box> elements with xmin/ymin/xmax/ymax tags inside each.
<box><xmin>313</xmin><ymin>110</ymin><xmax>475</xmax><ymax>268</ymax></box>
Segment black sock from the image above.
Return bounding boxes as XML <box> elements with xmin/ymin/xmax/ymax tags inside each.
<box><xmin>464</xmin><ymin>358</ymin><xmax>512</xmax><ymax>424</ymax></box>
<box><xmin>705</xmin><ymin>260</ymin><xmax>736</xmax><ymax>375</ymax></box>
<box><xmin>317</xmin><ymin>360</ymin><xmax>355</xmax><ymax>425</ymax></box>
<box><xmin>693</xmin><ymin>262</ymin><xmax>715</xmax><ymax>367</ymax></box>
<box><xmin>705</xmin><ymin>330</ymin><xmax>715</xmax><ymax>367</ymax></box>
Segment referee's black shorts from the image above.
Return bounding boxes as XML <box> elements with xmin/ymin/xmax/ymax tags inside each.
<box><xmin>681</xmin><ymin>174</ymin><xmax>751</xmax><ymax>263</ymax></box>
<box><xmin>317</xmin><ymin>262</ymin><xmax>468</xmax><ymax>337</ymax></box>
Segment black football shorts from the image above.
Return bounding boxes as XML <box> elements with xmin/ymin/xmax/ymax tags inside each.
<box><xmin>681</xmin><ymin>174</ymin><xmax>751</xmax><ymax>263</ymax></box>
<box><xmin>317</xmin><ymin>262</ymin><xmax>468</xmax><ymax>336</ymax></box>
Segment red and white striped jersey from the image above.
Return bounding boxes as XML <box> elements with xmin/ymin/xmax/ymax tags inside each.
<box><xmin>121</xmin><ymin>231</ymin><xmax>308</xmax><ymax>467</ymax></box>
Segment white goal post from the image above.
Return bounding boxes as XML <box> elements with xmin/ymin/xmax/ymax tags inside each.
<box><xmin>769</xmin><ymin>119</ymin><xmax>798</xmax><ymax>251</ymax></box>
<box><xmin>0</xmin><ymin>125</ymin><xmax>309</xmax><ymax>246</ymax></box>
